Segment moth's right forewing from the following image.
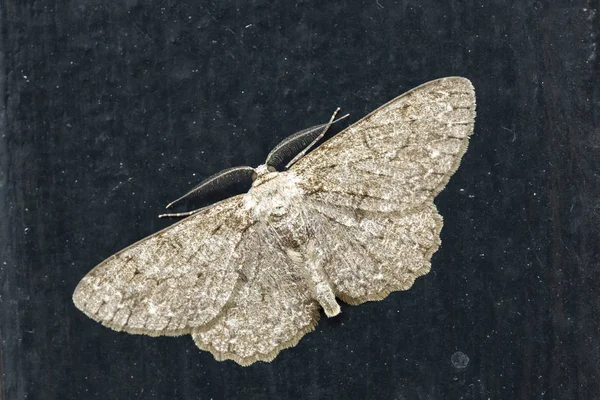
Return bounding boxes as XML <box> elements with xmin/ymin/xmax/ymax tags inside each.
<box><xmin>291</xmin><ymin>77</ymin><xmax>476</xmax><ymax>214</ymax></box>
<box><xmin>73</xmin><ymin>195</ymin><xmax>252</xmax><ymax>336</ymax></box>
<box><xmin>289</xmin><ymin>77</ymin><xmax>476</xmax><ymax>304</ymax></box>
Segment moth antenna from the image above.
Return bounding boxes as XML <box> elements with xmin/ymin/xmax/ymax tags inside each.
<box><xmin>265</xmin><ymin>109</ymin><xmax>349</xmax><ymax>170</ymax></box>
<box><xmin>286</xmin><ymin>108</ymin><xmax>348</xmax><ymax>169</ymax></box>
<box><xmin>165</xmin><ymin>166</ymin><xmax>255</xmax><ymax>209</ymax></box>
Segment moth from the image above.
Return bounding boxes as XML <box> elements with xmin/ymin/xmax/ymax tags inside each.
<box><xmin>73</xmin><ymin>77</ymin><xmax>476</xmax><ymax>366</ymax></box>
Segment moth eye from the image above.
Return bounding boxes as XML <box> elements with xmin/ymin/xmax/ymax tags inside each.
<box><xmin>251</xmin><ymin>171</ymin><xmax>258</xmax><ymax>181</ymax></box>
<box><xmin>267</xmin><ymin>165</ymin><xmax>276</xmax><ymax>172</ymax></box>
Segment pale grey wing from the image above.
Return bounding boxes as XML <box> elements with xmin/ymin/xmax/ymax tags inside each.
<box><xmin>302</xmin><ymin>201</ymin><xmax>442</xmax><ymax>305</ymax></box>
<box><xmin>72</xmin><ymin>195</ymin><xmax>252</xmax><ymax>336</ymax></box>
<box><xmin>192</xmin><ymin>226</ymin><xmax>321</xmax><ymax>366</ymax></box>
<box><xmin>291</xmin><ymin>77</ymin><xmax>475</xmax><ymax>304</ymax></box>
<box><xmin>291</xmin><ymin>77</ymin><xmax>476</xmax><ymax>214</ymax></box>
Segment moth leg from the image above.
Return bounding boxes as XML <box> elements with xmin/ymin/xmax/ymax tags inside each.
<box><xmin>158</xmin><ymin>196</ymin><xmax>243</xmax><ymax>219</ymax></box>
<box><xmin>158</xmin><ymin>209</ymin><xmax>202</xmax><ymax>219</ymax></box>
<box><xmin>285</xmin><ymin>108</ymin><xmax>341</xmax><ymax>169</ymax></box>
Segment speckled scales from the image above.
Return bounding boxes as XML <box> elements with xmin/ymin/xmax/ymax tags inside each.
<box><xmin>73</xmin><ymin>196</ymin><xmax>252</xmax><ymax>335</ymax></box>
<box><xmin>293</xmin><ymin>77</ymin><xmax>476</xmax><ymax>214</ymax></box>
<box><xmin>303</xmin><ymin>201</ymin><xmax>443</xmax><ymax>305</ymax></box>
<box><xmin>290</xmin><ymin>76</ymin><xmax>476</xmax><ymax>304</ymax></box>
<box><xmin>192</xmin><ymin>229</ymin><xmax>321</xmax><ymax>366</ymax></box>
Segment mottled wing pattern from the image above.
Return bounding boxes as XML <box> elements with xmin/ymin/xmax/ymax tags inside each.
<box><xmin>293</xmin><ymin>77</ymin><xmax>476</xmax><ymax>302</ymax></box>
<box><xmin>303</xmin><ymin>202</ymin><xmax>442</xmax><ymax>305</ymax></box>
<box><xmin>192</xmin><ymin>226</ymin><xmax>321</xmax><ymax>365</ymax></box>
<box><xmin>73</xmin><ymin>195</ymin><xmax>252</xmax><ymax>336</ymax></box>
<box><xmin>73</xmin><ymin>77</ymin><xmax>476</xmax><ymax>366</ymax></box>
<box><xmin>293</xmin><ymin>77</ymin><xmax>476</xmax><ymax>214</ymax></box>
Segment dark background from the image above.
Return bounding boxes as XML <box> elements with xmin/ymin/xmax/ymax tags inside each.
<box><xmin>1</xmin><ymin>1</ymin><xmax>598</xmax><ymax>399</ymax></box>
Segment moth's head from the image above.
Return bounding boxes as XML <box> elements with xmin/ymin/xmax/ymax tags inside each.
<box><xmin>251</xmin><ymin>164</ymin><xmax>278</xmax><ymax>187</ymax></box>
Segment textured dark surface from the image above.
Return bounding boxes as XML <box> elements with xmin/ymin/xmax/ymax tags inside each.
<box><xmin>0</xmin><ymin>1</ymin><xmax>598</xmax><ymax>399</ymax></box>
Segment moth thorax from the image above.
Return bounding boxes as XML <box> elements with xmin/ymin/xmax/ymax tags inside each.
<box><xmin>269</xmin><ymin>208</ymin><xmax>308</xmax><ymax>249</ymax></box>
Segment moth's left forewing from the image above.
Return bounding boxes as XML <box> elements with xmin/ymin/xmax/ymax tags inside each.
<box><xmin>73</xmin><ymin>195</ymin><xmax>253</xmax><ymax>336</ymax></box>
